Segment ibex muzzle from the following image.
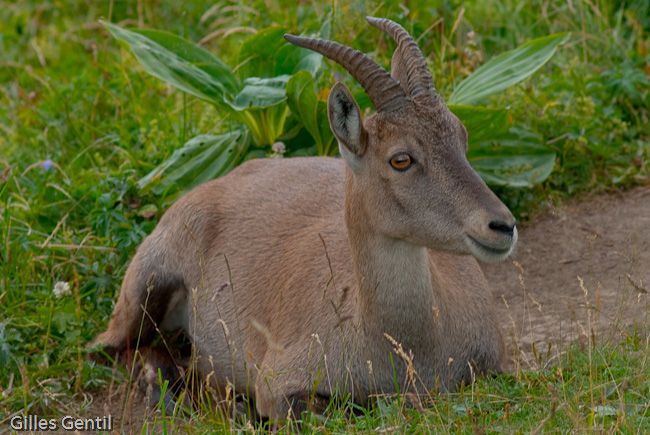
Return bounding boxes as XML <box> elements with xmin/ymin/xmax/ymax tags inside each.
<box><xmin>93</xmin><ymin>17</ymin><xmax>517</xmax><ymax>421</ymax></box>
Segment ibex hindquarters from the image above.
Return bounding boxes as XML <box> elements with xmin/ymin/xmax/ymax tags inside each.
<box><xmin>93</xmin><ymin>17</ymin><xmax>516</xmax><ymax>422</ymax></box>
<box><xmin>92</xmin><ymin>237</ymin><xmax>187</xmax><ymax>356</ymax></box>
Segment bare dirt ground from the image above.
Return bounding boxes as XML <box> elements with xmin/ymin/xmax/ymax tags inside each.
<box><xmin>483</xmin><ymin>186</ymin><xmax>650</xmax><ymax>369</ymax></box>
<box><xmin>76</xmin><ymin>187</ymin><xmax>650</xmax><ymax>433</ymax></box>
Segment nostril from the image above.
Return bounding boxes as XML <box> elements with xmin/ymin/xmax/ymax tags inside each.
<box><xmin>489</xmin><ymin>220</ymin><xmax>515</xmax><ymax>236</ymax></box>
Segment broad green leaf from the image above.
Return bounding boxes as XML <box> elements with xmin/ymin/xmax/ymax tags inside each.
<box><xmin>225</xmin><ymin>76</ymin><xmax>291</xmax><ymax>145</ymax></box>
<box><xmin>449</xmin><ymin>33</ymin><xmax>569</xmax><ymax>105</ymax></box>
<box><xmin>316</xmin><ymin>100</ymin><xmax>337</xmax><ymax>156</ymax></box>
<box><xmin>471</xmin><ymin>154</ymin><xmax>555</xmax><ymax>186</ymax></box>
<box><xmin>468</xmin><ymin>127</ymin><xmax>552</xmax><ymax>158</ymax></box>
<box><xmin>235</xmin><ymin>103</ymin><xmax>290</xmax><ymax>146</ymax></box>
<box><xmin>274</xmin><ymin>18</ymin><xmax>331</xmax><ymax>76</ymax></box>
<box><xmin>449</xmin><ymin>105</ymin><xmax>511</xmax><ymax>145</ymax></box>
<box><xmin>238</xmin><ymin>26</ymin><xmax>288</xmax><ymax>79</ymax></box>
<box><xmin>138</xmin><ymin>130</ymin><xmax>251</xmax><ymax>194</ymax></box>
<box><xmin>224</xmin><ymin>74</ymin><xmax>292</xmax><ymax>146</ymax></box>
<box><xmin>135</xmin><ymin>29</ymin><xmax>238</xmax><ymax>95</ymax></box>
<box><xmin>241</xmin><ymin>22</ymin><xmax>330</xmax><ymax>78</ymax></box>
<box><xmin>286</xmin><ymin>71</ymin><xmax>334</xmax><ymax>154</ymax></box>
<box><xmin>282</xmin><ymin>124</ymin><xmax>320</xmax><ymax>156</ymax></box>
<box><xmin>277</xmin><ymin>116</ymin><xmax>303</xmax><ymax>141</ymax></box>
<box><xmin>451</xmin><ymin>106</ymin><xmax>554</xmax><ymax>186</ymax></box>
<box><xmin>102</xmin><ymin>21</ymin><xmax>237</xmax><ymax>108</ymax></box>
<box><xmin>468</xmin><ymin>127</ymin><xmax>556</xmax><ymax>187</ymax></box>
<box><xmin>274</xmin><ymin>45</ymin><xmax>323</xmax><ymax>76</ymax></box>
<box><xmin>286</xmin><ymin>71</ymin><xmax>319</xmax><ymax>142</ymax></box>
<box><xmin>227</xmin><ymin>76</ymin><xmax>290</xmax><ymax>111</ymax></box>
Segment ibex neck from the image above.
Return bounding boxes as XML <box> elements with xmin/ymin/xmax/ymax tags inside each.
<box><xmin>344</xmin><ymin>177</ymin><xmax>437</xmax><ymax>348</ymax></box>
<box><xmin>349</xmin><ymin>233</ymin><xmax>435</xmax><ymax>323</ymax></box>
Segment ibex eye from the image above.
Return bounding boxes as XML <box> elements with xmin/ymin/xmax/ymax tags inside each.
<box><xmin>389</xmin><ymin>153</ymin><xmax>413</xmax><ymax>171</ymax></box>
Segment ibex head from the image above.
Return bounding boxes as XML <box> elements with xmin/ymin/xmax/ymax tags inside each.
<box><xmin>285</xmin><ymin>17</ymin><xmax>517</xmax><ymax>262</ymax></box>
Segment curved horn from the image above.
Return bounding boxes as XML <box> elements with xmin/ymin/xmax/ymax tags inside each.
<box><xmin>284</xmin><ymin>34</ymin><xmax>407</xmax><ymax>113</ymax></box>
<box><xmin>366</xmin><ymin>16</ymin><xmax>437</xmax><ymax>102</ymax></box>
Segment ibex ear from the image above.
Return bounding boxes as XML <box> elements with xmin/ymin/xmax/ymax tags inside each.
<box><xmin>328</xmin><ymin>82</ymin><xmax>366</xmax><ymax>173</ymax></box>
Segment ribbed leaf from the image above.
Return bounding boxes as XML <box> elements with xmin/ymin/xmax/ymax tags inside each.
<box><xmin>274</xmin><ymin>45</ymin><xmax>323</xmax><ymax>77</ymax></box>
<box><xmin>451</xmin><ymin>103</ymin><xmax>556</xmax><ymax>187</ymax></box>
<box><xmin>238</xmin><ymin>24</ymin><xmax>327</xmax><ymax>79</ymax></box>
<box><xmin>234</xmin><ymin>103</ymin><xmax>290</xmax><ymax>146</ymax></box>
<box><xmin>137</xmin><ymin>130</ymin><xmax>251</xmax><ymax>194</ymax></box>
<box><xmin>227</xmin><ymin>76</ymin><xmax>290</xmax><ymax>111</ymax></box>
<box><xmin>468</xmin><ymin>127</ymin><xmax>556</xmax><ymax>187</ymax></box>
<box><xmin>449</xmin><ymin>33</ymin><xmax>569</xmax><ymax>105</ymax></box>
<box><xmin>286</xmin><ymin>71</ymin><xmax>319</xmax><ymax>143</ymax></box>
<box><xmin>238</xmin><ymin>27</ymin><xmax>289</xmax><ymax>79</ymax></box>
<box><xmin>468</xmin><ymin>127</ymin><xmax>552</xmax><ymax>158</ymax></box>
<box><xmin>448</xmin><ymin>105</ymin><xmax>511</xmax><ymax>144</ymax></box>
<box><xmin>135</xmin><ymin>29</ymin><xmax>238</xmax><ymax>95</ymax></box>
<box><xmin>102</xmin><ymin>21</ymin><xmax>237</xmax><ymax>108</ymax></box>
<box><xmin>471</xmin><ymin>154</ymin><xmax>555</xmax><ymax>187</ymax></box>
<box><xmin>286</xmin><ymin>71</ymin><xmax>334</xmax><ymax>155</ymax></box>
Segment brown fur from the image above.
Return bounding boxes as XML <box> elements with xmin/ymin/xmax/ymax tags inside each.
<box><xmin>93</xmin><ymin>25</ymin><xmax>517</xmax><ymax>422</ymax></box>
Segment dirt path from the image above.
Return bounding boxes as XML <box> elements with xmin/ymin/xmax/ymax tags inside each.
<box><xmin>482</xmin><ymin>186</ymin><xmax>650</xmax><ymax>369</ymax></box>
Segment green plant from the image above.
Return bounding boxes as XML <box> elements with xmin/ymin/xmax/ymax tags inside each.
<box><xmin>102</xmin><ymin>20</ymin><xmax>329</xmax><ymax>195</ymax></box>
<box><xmin>446</xmin><ymin>33</ymin><xmax>569</xmax><ymax>186</ymax></box>
<box><xmin>103</xmin><ymin>20</ymin><xmax>567</xmax><ymax>194</ymax></box>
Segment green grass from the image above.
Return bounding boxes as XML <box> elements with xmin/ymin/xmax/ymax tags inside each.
<box><xmin>1</xmin><ymin>0</ymin><xmax>649</xmax><ymax>433</ymax></box>
<box><xmin>59</xmin><ymin>336</ymin><xmax>650</xmax><ymax>433</ymax></box>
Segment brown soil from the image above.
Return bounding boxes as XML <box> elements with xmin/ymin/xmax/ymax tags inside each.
<box><xmin>75</xmin><ymin>187</ymin><xmax>650</xmax><ymax>433</ymax></box>
<box><xmin>483</xmin><ymin>186</ymin><xmax>650</xmax><ymax>369</ymax></box>
<box><xmin>80</xmin><ymin>371</ymin><xmax>178</xmax><ymax>435</ymax></box>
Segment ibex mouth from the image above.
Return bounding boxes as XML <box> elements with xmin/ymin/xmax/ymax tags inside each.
<box><xmin>466</xmin><ymin>233</ymin><xmax>517</xmax><ymax>262</ymax></box>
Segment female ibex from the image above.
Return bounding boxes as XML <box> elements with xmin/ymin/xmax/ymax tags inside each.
<box><xmin>93</xmin><ymin>17</ymin><xmax>517</xmax><ymax>420</ymax></box>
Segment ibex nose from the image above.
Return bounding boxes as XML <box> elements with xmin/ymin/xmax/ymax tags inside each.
<box><xmin>488</xmin><ymin>220</ymin><xmax>515</xmax><ymax>237</ymax></box>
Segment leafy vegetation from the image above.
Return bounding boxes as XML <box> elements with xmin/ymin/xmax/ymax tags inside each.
<box><xmin>103</xmin><ymin>19</ymin><xmax>566</xmax><ymax>192</ymax></box>
<box><xmin>1</xmin><ymin>0</ymin><xmax>649</xmax><ymax>433</ymax></box>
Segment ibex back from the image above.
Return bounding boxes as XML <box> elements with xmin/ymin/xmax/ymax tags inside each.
<box><xmin>93</xmin><ymin>17</ymin><xmax>518</xmax><ymax>421</ymax></box>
